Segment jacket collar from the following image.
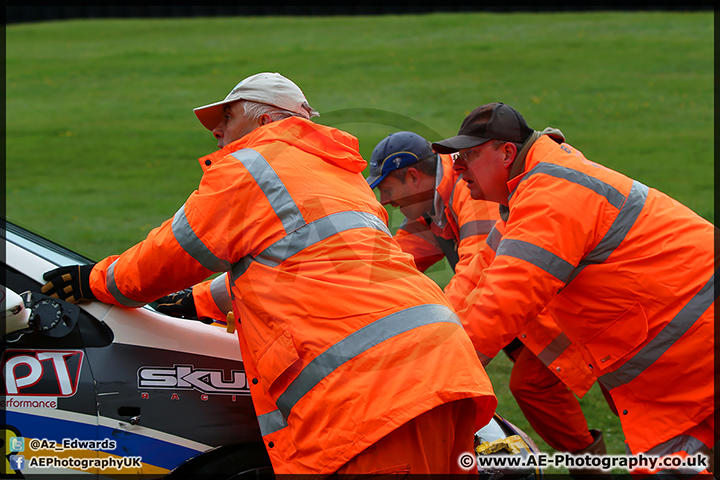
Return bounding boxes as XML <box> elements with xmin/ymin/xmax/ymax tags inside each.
<box><xmin>500</xmin><ymin>128</ymin><xmax>566</xmax><ymax>221</ymax></box>
<box><xmin>425</xmin><ymin>153</ymin><xmax>460</xmax><ymax>231</ymax></box>
<box><xmin>198</xmin><ymin>137</ymin><xmax>248</xmax><ymax>172</ymax></box>
<box><xmin>508</xmin><ymin>130</ymin><xmax>542</xmax><ymax>182</ymax></box>
<box><xmin>506</xmin><ymin>127</ymin><xmax>566</xmax><ymax>198</ymax></box>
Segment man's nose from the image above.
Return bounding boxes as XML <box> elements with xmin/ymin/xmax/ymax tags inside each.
<box><xmin>453</xmin><ymin>157</ymin><xmax>466</xmax><ymax>172</ymax></box>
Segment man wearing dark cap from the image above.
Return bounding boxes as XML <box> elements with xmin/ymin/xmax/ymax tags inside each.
<box><xmin>367</xmin><ymin>130</ymin><xmax>607</xmax><ymax>474</ymax></box>
<box><xmin>434</xmin><ymin>102</ymin><xmax>716</xmax><ymax>477</ymax></box>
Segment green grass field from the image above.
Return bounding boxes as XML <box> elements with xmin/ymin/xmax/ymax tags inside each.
<box><xmin>6</xmin><ymin>12</ymin><xmax>714</xmax><ymax>471</ymax></box>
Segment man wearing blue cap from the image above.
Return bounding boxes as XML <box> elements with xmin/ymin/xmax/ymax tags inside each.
<box><xmin>367</xmin><ymin>131</ymin><xmax>607</xmax><ymax>473</ymax></box>
<box><xmin>366</xmin><ymin>131</ymin><xmax>499</xmax><ymax>276</ymax></box>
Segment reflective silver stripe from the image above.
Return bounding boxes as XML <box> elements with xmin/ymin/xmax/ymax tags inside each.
<box><xmin>230</xmin><ymin>149</ymin><xmax>305</xmax><ymax>234</ymax></box>
<box><xmin>646</xmin><ymin>434</ymin><xmax>710</xmax><ymax>475</ymax></box>
<box><xmin>536</xmin><ymin>332</ymin><xmax>571</xmax><ymax>366</ymax></box>
<box><xmin>459</xmin><ymin>220</ymin><xmax>495</xmax><ymax>241</ymax></box>
<box><xmin>106</xmin><ymin>260</ymin><xmax>146</xmax><ymax>307</ymax></box>
<box><xmin>510</xmin><ymin>162</ymin><xmax>626</xmax><ymax>209</ymax></box>
<box><xmin>257</xmin><ymin>211</ymin><xmax>380</xmax><ymax>266</ymax></box>
<box><xmin>231</xmin><ymin>211</ymin><xmax>391</xmax><ymax>279</ymax></box>
<box><xmin>446</xmin><ymin>178</ymin><xmax>461</xmax><ymax>226</ymax></box>
<box><xmin>231</xmin><ymin>256</ymin><xmax>255</xmax><ymax>280</ymax></box>
<box><xmin>210</xmin><ymin>274</ymin><xmax>232</xmax><ymax>315</ymax></box>
<box><xmin>656</xmin><ymin>467</ymin><xmax>707</xmax><ymax>476</ymax></box>
<box><xmin>646</xmin><ymin>434</ymin><xmax>709</xmax><ymax>457</ymax></box>
<box><xmin>275</xmin><ymin>304</ymin><xmax>461</xmax><ymax>419</ymax></box>
<box><xmin>257</xmin><ymin>409</ymin><xmax>288</xmax><ymax>437</ymax></box>
<box><xmin>565</xmin><ymin>181</ymin><xmax>649</xmax><ymax>285</ymax></box>
<box><xmin>486</xmin><ymin>225</ymin><xmax>503</xmax><ymax>253</ymax></box>
<box><xmin>172</xmin><ymin>205</ymin><xmax>231</xmax><ymax>272</ymax></box>
<box><xmin>599</xmin><ymin>271</ymin><xmax>716</xmax><ymax>390</ymax></box>
<box><xmin>496</xmin><ymin>239</ymin><xmax>575</xmax><ymax>283</ymax></box>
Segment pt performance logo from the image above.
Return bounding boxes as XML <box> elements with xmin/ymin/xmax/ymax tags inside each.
<box><xmin>137</xmin><ymin>365</ymin><xmax>250</xmax><ymax>396</ymax></box>
<box><xmin>2</xmin><ymin>349</ymin><xmax>84</xmax><ymax>400</ymax></box>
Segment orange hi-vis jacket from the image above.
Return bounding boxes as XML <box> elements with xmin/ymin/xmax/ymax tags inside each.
<box><xmin>458</xmin><ymin>133</ymin><xmax>715</xmax><ymax>454</ymax></box>
<box><xmin>393</xmin><ymin>148</ymin><xmax>594</xmax><ymax>398</ymax></box>
<box><xmin>89</xmin><ymin>117</ymin><xmax>497</xmax><ymax>474</ymax></box>
<box><xmin>450</xmin><ymin>218</ymin><xmax>595</xmax><ymax>398</ymax></box>
<box><xmin>392</xmin><ymin>153</ymin><xmax>499</xmax><ymax>274</ymax></box>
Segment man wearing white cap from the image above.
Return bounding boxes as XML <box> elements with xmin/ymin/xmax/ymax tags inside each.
<box><xmin>193</xmin><ymin>72</ymin><xmax>319</xmax><ymax>145</ymax></box>
<box><xmin>41</xmin><ymin>72</ymin><xmax>498</xmax><ymax>475</ymax></box>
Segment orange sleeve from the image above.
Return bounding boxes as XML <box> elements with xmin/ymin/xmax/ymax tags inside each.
<box><xmin>89</xmin><ymin>155</ymin><xmax>257</xmax><ymax>307</ymax></box>
<box><xmin>193</xmin><ymin>274</ymin><xmax>233</xmax><ymax>322</ymax></box>
<box><xmin>89</xmin><ymin>214</ymin><xmax>217</xmax><ymax>307</ymax></box>
<box><xmin>443</xmin><ymin>189</ymin><xmax>501</xmax><ymax>310</ymax></box>
<box><xmin>459</xmin><ymin>172</ymin><xmax>606</xmax><ymax>359</ymax></box>
<box><xmin>393</xmin><ymin>218</ymin><xmax>445</xmax><ymax>272</ymax></box>
<box><xmin>450</xmin><ymin>188</ymin><xmax>500</xmax><ymax>276</ymax></box>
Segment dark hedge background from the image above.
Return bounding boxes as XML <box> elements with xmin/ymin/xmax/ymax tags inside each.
<box><xmin>6</xmin><ymin>3</ymin><xmax>716</xmax><ymax>24</ymax></box>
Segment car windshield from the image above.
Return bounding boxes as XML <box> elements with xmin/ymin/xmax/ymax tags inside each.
<box><xmin>3</xmin><ymin>220</ymin><xmax>94</xmax><ymax>267</ymax></box>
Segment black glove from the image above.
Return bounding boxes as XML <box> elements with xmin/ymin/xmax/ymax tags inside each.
<box><xmin>41</xmin><ymin>264</ymin><xmax>96</xmax><ymax>304</ymax></box>
<box><xmin>155</xmin><ymin>288</ymin><xmax>199</xmax><ymax>319</ymax></box>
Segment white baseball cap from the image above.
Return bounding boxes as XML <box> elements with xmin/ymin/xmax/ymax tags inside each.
<box><xmin>193</xmin><ymin>72</ymin><xmax>316</xmax><ymax>130</ymax></box>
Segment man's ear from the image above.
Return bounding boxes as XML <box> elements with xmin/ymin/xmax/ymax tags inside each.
<box><xmin>405</xmin><ymin>167</ymin><xmax>421</xmax><ymax>186</ymax></box>
<box><xmin>259</xmin><ymin>114</ymin><xmax>273</xmax><ymax>126</ymax></box>
<box><xmin>502</xmin><ymin>142</ymin><xmax>518</xmax><ymax>168</ymax></box>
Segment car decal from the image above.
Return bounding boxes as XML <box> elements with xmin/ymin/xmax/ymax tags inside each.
<box><xmin>2</xmin><ymin>349</ymin><xmax>83</xmax><ymax>400</ymax></box>
<box><xmin>137</xmin><ymin>364</ymin><xmax>251</xmax><ymax>396</ymax></box>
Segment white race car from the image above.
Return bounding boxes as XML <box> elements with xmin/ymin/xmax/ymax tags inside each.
<box><xmin>2</xmin><ymin>219</ymin><xmax>542</xmax><ymax>479</ymax></box>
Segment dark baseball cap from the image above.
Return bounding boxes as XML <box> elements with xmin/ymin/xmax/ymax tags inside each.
<box><xmin>432</xmin><ymin>103</ymin><xmax>533</xmax><ymax>154</ymax></box>
<box><xmin>366</xmin><ymin>131</ymin><xmax>435</xmax><ymax>189</ymax></box>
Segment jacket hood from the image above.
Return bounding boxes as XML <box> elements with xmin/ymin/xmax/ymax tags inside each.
<box><xmin>508</xmin><ymin>127</ymin><xmax>565</xmax><ymax>181</ymax></box>
<box><xmin>200</xmin><ymin>116</ymin><xmax>366</xmax><ymax>174</ymax></box>
<box><xmin>501</xmin><ymin>128</ymin><xmax>566</xmax><ymax>221</ymax></box>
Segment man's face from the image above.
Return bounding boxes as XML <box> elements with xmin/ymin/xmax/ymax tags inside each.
<box><xmin>452</xmin><ymin>142</ymin><xmax>512</xmax><ymax>205</ymax></box>
<box><xmin>211</xmin><ymin>102</ymin><xmax>261</xmax><ymax>148</ymax></box>
<box><xmin>376</xmin><ymin>169</ymin><xmax>435</xmax><ymax>221</ymax></box>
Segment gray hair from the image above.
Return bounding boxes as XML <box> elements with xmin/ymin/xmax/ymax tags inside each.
<box><xmin>489</xmin><ymin>139</ymin><xmax>523</xmax><ymax>151</ymax></box>
<box><xmin>241</xmin><ymin>100</ymin><xmax>319</xmax><ymax>122</ymax></box>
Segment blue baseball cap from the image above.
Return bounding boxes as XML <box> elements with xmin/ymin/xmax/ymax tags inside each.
<box><xmin>366</xmin><ymin>131</ymin><xmax>436</xmax><ymax>189</ymax></box>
